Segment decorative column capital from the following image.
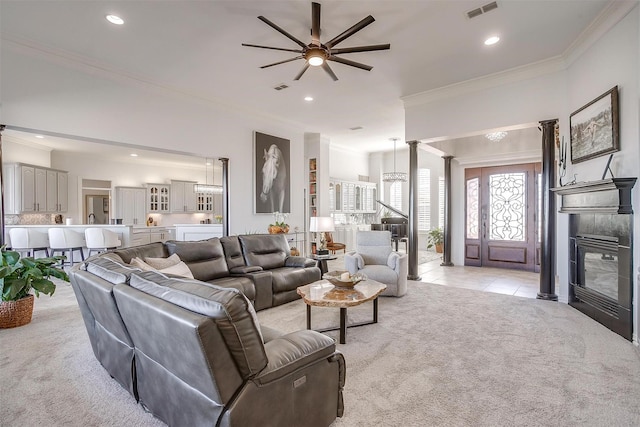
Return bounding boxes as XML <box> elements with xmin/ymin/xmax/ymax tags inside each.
<box><xmin>539</xmin><ymin>119</ymin><xmax>558</xmax><ymax>126</ymax></box>
<box><xmin>405</xmin><ymin>140</ymin><xmax>420</xmax><ymax>147</ymax></box>
<box><xmin>0</xmin><ymin>124</ymin><xmax>5</xmax><ymax>132</ymax></box>
<box><xmin>218</xmin><ymin>157</ymin><xmax>229</xmax><ymax>164</ymax></box>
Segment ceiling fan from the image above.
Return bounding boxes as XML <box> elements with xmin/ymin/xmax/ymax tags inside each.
<box><xmin>242</xmin><ymin>2</ymin><xmax>390</xmax><ymax>81</ymax></box>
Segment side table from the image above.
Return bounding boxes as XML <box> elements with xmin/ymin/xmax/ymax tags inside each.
<box><xmin>311</xmin><ymin>254</ymin><xmax>337</xmax><ymax>275</ymax></box>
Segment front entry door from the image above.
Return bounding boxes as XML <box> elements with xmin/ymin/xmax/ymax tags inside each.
<box><xmin>464</xmin><ymin>163</ymin><xmax>541</xmax><ymax>272</ymax></box>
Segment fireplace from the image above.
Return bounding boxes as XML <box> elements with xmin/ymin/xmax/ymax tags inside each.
<box><xmin>553</xmin><ymin>178</ymin><xmax>636</xmax><ymax>341</ymax></box>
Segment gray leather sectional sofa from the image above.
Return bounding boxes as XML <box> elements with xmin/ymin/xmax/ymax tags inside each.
<box><xmin>69</xmin><ymin>234</ymin><xmax>345</xmax><ymax>427</ymax></box>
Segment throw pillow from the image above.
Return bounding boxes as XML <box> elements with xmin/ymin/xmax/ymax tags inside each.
<box><xmin>130</xmin><ymin>257</ymin><xmax>194</xmax><ymax>279</ymax></box>
<box><xmin>144</xmin><ymin>253</ymin><xmax>181</xmax><ymax>270</ymax></box>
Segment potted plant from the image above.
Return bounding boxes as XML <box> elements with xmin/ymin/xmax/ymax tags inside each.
<box><xmin>268</xmin><ymin>211</ymin><xmax>290</xmax><ymax>234</ymax></box>
<box><xmin>426</xmin><ymin>227</ymin><xmax>444</xmax><ymax>253</ymax></box>
<box><xmin>0</xmin><ymin>249</ymin><xmax>69</xmax><ymax>328</ymax></box>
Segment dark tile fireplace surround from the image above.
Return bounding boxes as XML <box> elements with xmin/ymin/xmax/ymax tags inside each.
<box><xmin>553</xmin><ymin>178</ymin><xmax>636</xmax><ymax>341</ymax></box>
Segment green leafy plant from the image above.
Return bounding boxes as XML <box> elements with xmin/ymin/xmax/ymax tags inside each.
<box><xmin>426</xmin><ymin>227</ymin><xmax>444</xmax><ymax>250</ymax></box>
<box><xmin>0</xmin><ymin>249</ymin><xmax>69</xmax><ymax>302</ymax></box>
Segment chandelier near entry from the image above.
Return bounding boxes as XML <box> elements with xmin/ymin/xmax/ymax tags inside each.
<box><xmin>382</xmin><ymin>138</ymin><xmax>407</xmax><ymax>182</ymax></box>
<box><xmin>485</xmin><ymin>131</ymin><xmax>508</xmax><ymax>142</ymax></box>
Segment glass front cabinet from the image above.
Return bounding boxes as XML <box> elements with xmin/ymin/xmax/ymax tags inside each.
<box><xmin>329</xmin><ymin>179</ymin><xmax>377</xmax><ymax>213</ymax></box>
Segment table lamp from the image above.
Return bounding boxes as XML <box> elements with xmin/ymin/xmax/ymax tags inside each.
<box><xmin>309</xmin><ymin>216</ymin><xmax>334</xmax><ymax>255</ymax></box>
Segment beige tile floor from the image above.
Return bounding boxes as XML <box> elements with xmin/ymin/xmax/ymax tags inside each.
<box><xmin>326</xmin><ymin>251</ymin><xmax>542</xmax><ymax>299</ymax></box>
<box><xmin>418</xmin><ymin>257</ymin><xmax>541</xmax><ymax>299</ymax></box>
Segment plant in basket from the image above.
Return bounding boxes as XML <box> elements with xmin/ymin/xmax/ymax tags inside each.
<box><xmin>0</xmin><ymin>248</ymin><xmax>69</xmax><ymax>328</ymax></box>
<box><xmin>268</xmin><ymin>211</ymin><xmax>290</xmax><ymax>234</ymax></box>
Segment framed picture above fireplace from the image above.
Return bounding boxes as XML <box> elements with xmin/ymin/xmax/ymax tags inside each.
<box><xmin>569</xmin><ymin>86</ymin><xmax>619</xmax><ymax>164</ymax></box>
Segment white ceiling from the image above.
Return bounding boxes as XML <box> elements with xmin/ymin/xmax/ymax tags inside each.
<box><xmin>0</xmin><ymin>0</ymin><xmax>611</xmax><ymax>154</ymax></box>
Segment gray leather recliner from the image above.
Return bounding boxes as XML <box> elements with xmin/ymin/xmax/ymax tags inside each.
<box><xmin>113</xmin><ymin>270</ymin><xmax>345</xmax><ymax>427</ymax></box>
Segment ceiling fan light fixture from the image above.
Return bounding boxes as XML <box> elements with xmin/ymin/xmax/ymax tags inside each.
<box><xmin>306</xmin><ymin>48</ymin><xmax>326</xmax><ymax>66</ymax></box>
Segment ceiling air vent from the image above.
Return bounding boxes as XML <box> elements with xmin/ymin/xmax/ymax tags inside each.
<box><xmin>273</xmin><ymin>83</ymin><xmax>289</xmax><ymax>91</ymax></box>
<box><xmin>466</xmin><ymin>1</ymin><xmax>498</xmax><ymax>19</ymax></box>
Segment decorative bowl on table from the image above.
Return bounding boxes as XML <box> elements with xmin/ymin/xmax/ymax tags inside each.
<box><xmin>323</xmin><ymin>270</ymin><xmax>366</xmax><ymax>289</ymax></box>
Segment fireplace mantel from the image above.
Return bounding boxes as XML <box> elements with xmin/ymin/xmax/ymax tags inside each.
<box><xmin>551</xmin><ymin>178</ymin><xmax>637</xmax><ymax>214</ymax></box>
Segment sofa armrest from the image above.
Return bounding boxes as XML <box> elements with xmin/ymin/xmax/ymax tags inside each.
<box><xmin>285</xmin><ymin>256</ymin><xmax>316</xmax><ymax>268</ymax></box>
<box><xmin>230</xmin><ymin>265</ymin><xmax>263</xmax><ymax>274</ymax></box>
<box><xmin>344</xmin><ymin>252</ymin><xmax>364</xmax><ymax>274</ymax></box>
<box><xmin>387</xmin><ymin>252</ymin><xmax>408</xmax><ymax>273</ymax></box>
<box><xmin>255</xmin><ymin>330</ymin><xmax>337</xmax><ymax>385</ymax></box>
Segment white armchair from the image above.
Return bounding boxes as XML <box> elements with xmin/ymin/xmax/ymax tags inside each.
<box><xmin>344</xmin><ymin>230</ymin><xmax>408</xmax><ymax>297</ymax></box>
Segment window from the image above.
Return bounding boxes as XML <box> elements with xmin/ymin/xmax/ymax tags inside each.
<box><xmin>418</xmin><ymin>168</ymin><xmax>430</xmax><ymax>231</ymax></box>
<box><xmin>389</xmin><ymin>181</ymin><xmax>402</xmax><ymax>212</ymax></box>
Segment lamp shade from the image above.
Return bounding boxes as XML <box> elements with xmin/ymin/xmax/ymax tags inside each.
<box><xmin>309</xmin><ymin>216</ymin><xmax>334</xmax><ymax>232</ymax></box>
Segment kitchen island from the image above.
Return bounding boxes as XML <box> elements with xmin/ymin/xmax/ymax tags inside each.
<box><xmin>174</xmin><ymin>223</ymin><xmax>223</xmax><ymax>241</ymax></box>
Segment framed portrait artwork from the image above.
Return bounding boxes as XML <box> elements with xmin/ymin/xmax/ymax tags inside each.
<box><xmin>569</xmin><ymin>86</ymin><xmax>619</xmax><ymax>164</ymax></box>
<box><xmin>254</xmin><ymin>131</ymin><xmax>291</xmax><ymax>214</ymax></box>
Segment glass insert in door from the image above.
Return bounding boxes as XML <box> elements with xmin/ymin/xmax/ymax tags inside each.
<box><xmin>488</xmin><ymin>172</ymin><xmax>526</xmax><ymax>241</ymax></box>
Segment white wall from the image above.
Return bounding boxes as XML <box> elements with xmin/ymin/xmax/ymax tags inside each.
<box><xmin>3</xmin><ymin>140</ymin><xmax>52</xmax><ymax>167</ymax></box>
<box><xmin>2</xmin><ymin>42</ymin><xmax>308</xmax><ymax>235</ymax></box>
<box><xmin>404</xmin><ymin>5</ymin><xmax>640</xmax><ymax>342</ymax></box>
<box><xmin>564</xmin><ymin>6</ymin><xmax>639</xmax><ymax>342</ymax></box>
<box><xmin>329</xmin><ymin>145</ymin><xmax>370</xmax><ymax>182</ymax></box>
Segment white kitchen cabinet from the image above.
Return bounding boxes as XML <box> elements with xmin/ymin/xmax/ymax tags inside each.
<box><xmin>149</xmin><ymin>228</ymin><xmax>175</xmax><ymax>243</ymax></box>
<box><xmin>46</xmin><ymin>169</ymin><xmax>68</xmax><ymax>212</ymax></box>
<box><xmin>147</xmin><ymin>183</ymin><xmax>170</xmax><ymax>213</ymax></box>
<box><xmin>3</xmin><ymin>163</ymin><xmax>68</xmax><ymax>214</ymax></box>
<box><xmin>115</xmin><ymin>187</ymin><xmax>147</xmax><ymax>225</ymax></box>
<box><xmin>171</xmin><ymin>180</ymin><xmax>197</xmax><ymax>213</ymax></box>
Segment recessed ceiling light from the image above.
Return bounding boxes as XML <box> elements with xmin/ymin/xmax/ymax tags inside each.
<box><xmin>484</xmin><ymin>36</ymin><xmax>500</xmax><ymax>46</ymax></box>
<box><xmin>106</xmin><ymin>15</ymin><xmax>124</xmax><ymax>25</ymax></box>
<box><xmin>130</xmin><ymin>153</ymin><xmax>138</xmax><ymax>157</ymax></box>
<box><xmin>304</xmin><ymin>96</ymin><xmax>314</xmax><ymax>102</ymax></box>
<box><xmin>35</xmin><ymin>135</ymin><xmax>44</xmax><ymax>139</ymax></box>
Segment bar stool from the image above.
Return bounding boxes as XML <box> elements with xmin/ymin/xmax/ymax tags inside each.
<box><xmin>85</xmin><ymin>228</ymin><xmax>122</xmax><ymax>256</ymax></box>
<box><xmin>8</xmin><ymin>228</ymin><xmax>50</xmax><ymax>258</ymax></box>
<box><xmin>48</xmin><ymin>228</ymin><xmax>86</xmax><ymax>265</ymax></box>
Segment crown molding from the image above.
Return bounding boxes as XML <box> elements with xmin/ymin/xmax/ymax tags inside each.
<box><xmin>401</xmin><ymin>56</ymin><xmax>566</xmax><ymax>108</ymax></box>
<box><xmin>454</xmin><ymin>149</ymin><xmax>541</xmax><ymax>167</ymax></box>
<box><xmin>402</xmin><ymin>1</ymin><xmax>637</xmax><ymax>109</ymax></box>
<box><xmin>563</xmin><ymin>0</ymin><xmax>639</xmax><ymax>67</ymax></box>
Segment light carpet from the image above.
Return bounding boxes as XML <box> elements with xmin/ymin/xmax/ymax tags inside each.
<box><xmin>1</xmin><ymin>280</ymin><xmax>640</xmax><ymax>426</ymax></box>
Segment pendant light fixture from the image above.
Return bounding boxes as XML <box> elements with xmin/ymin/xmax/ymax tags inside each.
<box><xmin>382</xmin><ymin>138</ymin><xmax>407</xmax><ymax>182</ymax></box>
<box><xmin>194</xmin><ymin>158</ymin><xmax>223</xmax><ymax>194</ymax></box>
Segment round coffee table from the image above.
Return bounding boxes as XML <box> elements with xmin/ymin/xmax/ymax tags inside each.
<box><xmin>297</xmin><ymin>279</ymin><xmax>387</xmax><ymax>344</ymax></box>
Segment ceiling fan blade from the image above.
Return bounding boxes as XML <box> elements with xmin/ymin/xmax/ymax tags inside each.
<box><xmin>330</xmin><ymin>44</ymin><xmax>390</xmax><ymax>54</ymax></box>
<box><xmin>260</xmin><ymin>56</ymin><xmax>303</xmax><ymax>69</ymax></box>
<box><xmin>258</xmin><ymin>16</ymin><xmax>307</xmax><ymax>49</ymax></box>
<box><xmin>328</xmin><ymin>56</ymin><xmax>373</xmax><ymax>71</ymax></box>
<box><xmin>325</xmin><ymin>15</ymin><xmax>375</xmax><ymax>48</ymax></box>
<box><xmin>293</xmin><ymin>64</ymin><xmax>311</xmax><ymax>81</ymax></box>
<box><xmin>242</xmin><ymin>43</ymin><xmax>303</xmax><ymax>54</ymax></box>
<box><xmin>321</xmin><ymin>62</ymin><xmax>338</xmax><ymax>81</ymax></box>
<box><xmin>311</xmin><ymin>2</ymin><xmax>321</xmax><ymax>45</ymax></box>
